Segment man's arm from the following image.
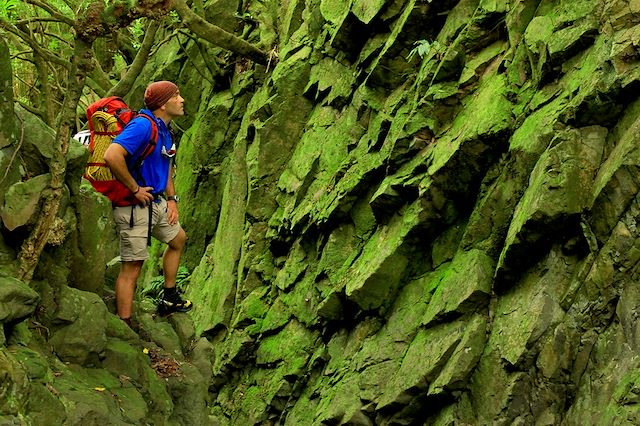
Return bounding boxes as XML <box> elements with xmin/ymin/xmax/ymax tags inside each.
<box><xmin>165</xmin><ymin>164</ymin><xmax>179</xmax><ymax>225</ymax></box>
<box><xmin>104</xmin><ymin>143</ymin><xmax>154</xmax><ymax>204</ymax></box>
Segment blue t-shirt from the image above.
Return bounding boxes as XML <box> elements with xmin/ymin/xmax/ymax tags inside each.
<box><xmin>113</xmin><ymin>109</ymin><xmax>173</xmax><ymax>195</ymax></box>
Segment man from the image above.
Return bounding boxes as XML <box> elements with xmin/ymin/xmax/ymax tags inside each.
<box><xmin>104</xmin><ymin>80</ymin><xmax>192</xmax><ymax>325</ymax></box>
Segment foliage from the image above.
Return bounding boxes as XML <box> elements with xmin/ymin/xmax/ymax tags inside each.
<box><xmin>407</xmin><ymin>39</ymin><xmax>433</xmax><ymax>61</ymax></box>
<box><xmin>139</xmin><ymin>266</ymin><xmax>191</xmax><ymax>300</ymax></box>
<box><xmin>130</xmin><ymin>19</ymin><xmax>145</xmax><ymax>49</ymax></box>
<box><xmin>0</xmin><ymin>0</ymin><xmax>18</xmax><ymax>19</ymax></box>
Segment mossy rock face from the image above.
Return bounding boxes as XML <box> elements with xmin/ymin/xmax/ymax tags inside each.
<box><xmin>0</xmin><ymin>349</ymin><xmax>29</xmax><ymax>416</ymax></box>
<box><xmin>0</xmin><ymin>276</ymin><xmax>39</xmax><ymax>324</ymax></box>
<box><xmin>0</xmin><ymin>174</ymin><xmax>51</xmax><ymax>231</ymax></box>
<box><xmin>11</xmin><ymin>0</ymin><xmax>640</xmax><ymax>422</ymax></box>
<box><xmin>26</xmin><ymin>381</ymin><xmax>67</xmax><ymax>426</ymax></box>
<box><xmin>67</xmin><ymin>181</ymin><xmax>118</xmax><ymax>295</ymax></box>
<box><xmin>496</xmin><ymin>125</ymin><xmax>607</xmax><ymax>287</ymax></box>
<box><xmin>13</xmin><ymin>105</ymin><xmax>55</xmax><ymax>176</ymax></box>
<box><xmin>49</xmin><ymin>287</ymin><xmax>108</xmax><ymax>366</ymax></box>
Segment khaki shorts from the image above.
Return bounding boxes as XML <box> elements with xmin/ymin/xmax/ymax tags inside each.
<box><xmin>113</xmin><ymin>198</ymin><xmax>181</xmax><ymax>262</ymax></box>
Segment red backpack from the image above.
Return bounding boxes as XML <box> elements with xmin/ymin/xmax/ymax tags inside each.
<box><xmin>83</xmin><ymin>96</ymin><xmax>158</xmax><ymax>206</ymax></box>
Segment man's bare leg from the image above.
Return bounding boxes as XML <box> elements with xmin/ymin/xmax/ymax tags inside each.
<box><xmin>163</xmin><ymin>228</ymin><xmax>187</xmax><ymax>288</ymax></box>
<box><xmin>158</xmin><ymin>228</ymin><xmax>191</xmax><ymax>315</ymax></box>
<box><xmin>115</xmin><ymin>260</ymin><xmax>144</xmax><ymax>320</ymax></box>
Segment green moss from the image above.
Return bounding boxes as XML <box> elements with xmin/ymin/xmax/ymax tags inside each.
<box><xmin>352</xmin><ymin>0</ymin><xmax>385</xmax><ymax>23</ymax></box>
<box><xmin>0</xmin><ymin>349</ymin><xmax>29</xmax><ymax>415</ymax></box>
<box><xmin>10</xmin><ymin>347</ymin><xmax>51</xmax><ymax>382</ymax></box>
<box><xmin>435</xmin><ymin>0</ymin><xmax>480</xmax><ymax>45</ymax></box>
<box><xmin>211</xmin><ymin>330</ymin><xmax>255</xmax><ymax>375</ymax></box>
<box><xmin>364</xmin><ymin>0</ymin><xmax>416</xmax><ymax>82</ymax></box>
<box><xmin>422</xmin><ymin>249</ymin><xmax>494</xmax><ymax>326</ymax></box>
<box><xmin>305</xmin><ymin>58</ymin><xmax>355</xmax><ymax>104</ymax></box>
<box><xmin>319</xmin><ymin>0</ymin><xmax>352</xmax><ymax>26</ymax></box>
<box><xmin>429</xmin><ymin>314</ymin><xmax>487</xmax><ymax>395</ymax></box>
<box><xmin>343</xmin><ymin>201</ymin><xmax>424</xmax><ymax>310</ymax></box>
<box><xmin>281</xmin><ymin>274</ymin><xmax>322</xmax><ymax>326</ymax></box>
<box><xmin>429</xmin><ymin>73</ymin><xmax>513</xmax><ymax>174</ymax></box>
<box><xmin>592</xmin><ymin>98</ymin><xmax>640</xmax><ymax>203</ymax></box>
<box><xmin>459</xmin><ymin>41</ymin><xmax>507</xmax><ymax>85</ymax></box>
<box><xmin>256</xmin><ymin>320</ymin><xmax>317</xmax><ymax>366</ymax></box>
<box><xmin>314</xmin><ymin>375</ymin><xmax>363</xmax><ymax>424</ymax></box>
<box><xmin>376</xmin><ymin>318</ymin><xmax>468</xmax><ymax>410</ymax></box>
<box><xmin>187</xmin><ymin>129</ymin><xmax>248</xmax><ymax>335</ymax></box>
<box><xmin>510</xmin><ymin>108</ymin><xmax>556</xmax><ymax>152</ymax></box>
<box><xmin>231</xmin><ymin>286</ymin><xmax>270</xmax><ymax>328</ymax></box>
<box><xmin>52</xmin><ymin>364</ymin><xmax>147</xmax><ymax>425</ymax></box>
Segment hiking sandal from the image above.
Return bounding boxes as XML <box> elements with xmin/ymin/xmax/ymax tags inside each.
<box><xmin>157</xmin><ymin>296</ymin><xmax>193</xmax><ymax>316</ymax></box>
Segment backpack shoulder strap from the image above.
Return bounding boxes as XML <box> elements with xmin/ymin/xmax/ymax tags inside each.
<box><xmin>135</xmin><ymin>112</ymin><xmax>159</xmax><ymax>160</ymax></box>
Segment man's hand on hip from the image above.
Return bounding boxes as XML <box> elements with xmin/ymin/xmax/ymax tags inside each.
<box><xmin>133</xmin><ymin>186</ymin><xmax>154</xmax><ymax>206</ymax></box>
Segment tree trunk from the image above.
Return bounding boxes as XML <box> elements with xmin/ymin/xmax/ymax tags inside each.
<box><xmin>33</xmin><ymin>53</ymin><xmax>56</xmax><ymax>126</ymax></box>
<box><xmin>16</xmin><ymin>38</ymin><xmax>93</xmax><ymax>282</ymax></box>
<box><xmin>0</xmin><ymin>34</ymin><xmax>16</xmax><ymax>149</ymax></box>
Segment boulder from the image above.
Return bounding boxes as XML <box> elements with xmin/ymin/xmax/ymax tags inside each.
<box><xmin>0</xmin><ymin>173</ymin><xmax>50</xmax><ymax>231</ymax></box>
<box><xmin>49</xmin><ymin>287</ymin><xmax>108</xmax><ymax>366</ymax></box>
<box><xmin>0</xmin><ymin>275</ymin><xmax>39</xmax><ymax>324</ymax></box>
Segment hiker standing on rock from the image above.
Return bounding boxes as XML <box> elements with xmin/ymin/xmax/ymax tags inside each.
<box><xmin>104</xmin><ymin>81</ymin><xmax>193</xmax><ymax>326</ymax></box>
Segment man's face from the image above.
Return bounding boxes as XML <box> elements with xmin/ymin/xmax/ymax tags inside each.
<box><xmin>163</xmin><ymin>90</ymin><xmax>185</xmax><ymax>118</ymax></box>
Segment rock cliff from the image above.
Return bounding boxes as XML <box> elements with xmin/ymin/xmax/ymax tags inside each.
<box><xmin>3</xmin><ymin>0</ymin><xmax>640</xmax><ymax>424</ymax></box>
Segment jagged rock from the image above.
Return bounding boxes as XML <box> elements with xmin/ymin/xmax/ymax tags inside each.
<box><xmin>67</xmin><ymin>182</ymin><xmax>118</xmax><ymax>295</ymax></box>
<box><xmin>342</xmin><ymin>201</ymin><xmax>424</xmax><ymax>311</ymax></box>
<box><xmin>49</xmin><ymin>287</ymin><xmax>108</xmax><ymax>366</ymax></box>
<box><xmin>52</xmin><ymin>365</ymin><xmax>147</xmax><ymax>425</ymax></box>
<box><xmin>0</xmin><ymin>275</ymin><xmax>39</xmax><ymax>324</ymax></box>
<box><xmin>9</xmin><ymin>0</ymin><xmax>640</xmax><ymax>423</ymax></box>
<box><xmin>421</xmin><ymin>249</ymin><xmax>493</xmax><ymax>326</ymax></box>
<box><xmin>190</xmin><ymin>337</ymin><xmax>215</xmax><ymax>382</ymax></box>
<box><xmin>13</xmin><ymin>105</ymin><xmax>55</xmax><ymax>177</ymax></box>
<box><xmin>375</xmin><ymin>318</ymin><xmax>470</xmax><ymax>411</ymax></box>
<box><xmin>0</xmin><ymin>349</ymin><xmax>29</xmax><ymax>417</ymax></box>
<box><xmin>138</xmin><ymin>313</ymin><xmax>184</xmax><ymax>359</ymax></box>
<box><xmin>167</xmin><ymin>362</ymin><xmax>208</xmax><ymax>426</ymax></box>
<box><xmin>168</xmin><ymin>312</ymin><xmax>197</xmax><ymax>352</ymax></box>
<box><xmin>0</xmin><ymin>173</ymin><xmax>51</xmax><ymax>231</ymax></box>
<box><xmin>496</xmin><ymin>125</ymin><xmax>607</xmax><ymax>287</ymax></box>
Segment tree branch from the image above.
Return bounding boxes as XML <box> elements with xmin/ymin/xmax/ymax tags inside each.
<box><xmin>0</xmin><ymin>18</ymin><xmax>72</xmax><ymax>69</ymax></box>
<box><xmin>108</xmin><ymin>20</ymin><xmax>159</xmax><ymax>97</ymax></box>
<box><xmin>114</xmin><ymin>30</ymin><xmax>138</xmax><ymax>64</ymax></box>
<box><xmin>16</xmin><ymin>36</ymin><xmax>92</xmax><ymax>282</ymax></box>
<box><xmin>17</xmin><ymin>100</ymin><xmax>46</xmax><ymax>121</ymax></box>
<box><xmin>34</xmin><ymin>53</ymin><xmax>56</xmax><ymax>125</ymax></box>
<box><xmin>90</xmin><ymin>53</ymin><xmax>113</xmax><ymax>92</ymax></box>
<box><xmin>25</xmin><ymin>0</ymin><xmax>75</xmax><ymax>27</ymax></box>
<box><xmin>0</xmin><ymin>35</ymin><xmax>17</xmax><ymax>149</ymax></box>
<box><xmin>16</xmin><ymin>17</ymin><xmax>73</xmax><ymax>26</ymax></box>
<box><xmin>172</xmin><ymin>0</ymin><xmax>268</xmax><ymax>65</ymax></box>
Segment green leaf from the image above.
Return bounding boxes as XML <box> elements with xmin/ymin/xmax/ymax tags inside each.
<box><xmin>0</xmin><ymin>0</ymin><xmax>18</xmax><ymax>19</ymax></box>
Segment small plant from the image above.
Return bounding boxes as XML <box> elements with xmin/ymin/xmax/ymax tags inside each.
<box><xmin>139</xmin><ymin>266</ymin><xmax>191</xmax><ymax>300</ymax></box>
<box><xmin>234</xmin><ymin>11</ymin><xmax>255</xmax><ymax>22</ymax></box>
<box><xmin>407</xmin><ymin>39</ymin><xmax>432</xmax><ymax>61</ymax></box>
<box><xmin>407</xmin><ymin>39</ymin><xmax>444</xmax><ymax>62</ymax></box>
<box><xmin>129</xmin><ymin>19</ymin><xmax>144</xmax><ymax>49</ymax></box>
<box><xmin>0</xmin><ymin>0</ymin><xmax>18</xmax><ymax>19</ymax></box>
